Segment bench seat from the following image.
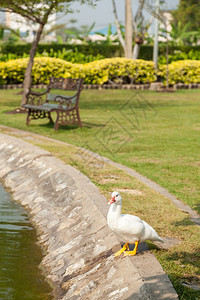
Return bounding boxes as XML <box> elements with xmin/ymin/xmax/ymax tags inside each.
<box><xmin>23</xmin><ymin>103</ymin><xmax>69</xmax><ymax>111</ymax></box>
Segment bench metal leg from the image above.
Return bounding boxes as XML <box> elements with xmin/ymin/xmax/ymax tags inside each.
<box><xmin>76</xmin><ymin>108</ymin><xmax>83</xmax><ymax>127</ymax></box>
<box><xmin>26</xmin><ymin>108</ymin><xmax>83</xmax><ymax>130</ymax></box>
<box><xmin>54</xmin><ymin>111</ymin><xmax>59</xmax><ymax>131</ymax></box>
<box><xmin>26</xmin><ymin>109</ymin><xmax>53</xmax><ymax>126</ymax></box>
<box><xmin>48</xmin><ymin>112</ymin><xmax>54</xmax><ymax>124</ymax></box>
<box><xmin>26</xmin><ymin>110</ymin><xmax>31</xmax><ymax>125</ymax></box>
<box><xmin>54</xmin><ymin>109</ymin><xmax>83</xmax><ymax>130</ymax></box>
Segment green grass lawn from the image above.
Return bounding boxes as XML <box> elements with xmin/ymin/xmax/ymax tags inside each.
<box><xmin>0</xmin><ymin>88</ymin><xmax>199</xmax><ymax>213</ymax></box>
<box><xmin>0</xmin><ymin>88</ymin><xmax>200</xmax><ymax>299</ymax></box>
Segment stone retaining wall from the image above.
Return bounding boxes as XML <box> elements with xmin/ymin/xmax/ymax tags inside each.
<box><xmin>0</xmin><ymin>133</ymin><xmax>178</xmax><ymax>300</ymax></box>
<box><xmin>1</xmin><ymin>82</ymin><xmax>200</xmax><ymax>90</ymax></box>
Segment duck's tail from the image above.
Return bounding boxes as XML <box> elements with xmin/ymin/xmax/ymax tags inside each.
<box><xmin>156</xmin><ymin>236</ymin><xmax>164</xmax><ymax>243</ymax></box>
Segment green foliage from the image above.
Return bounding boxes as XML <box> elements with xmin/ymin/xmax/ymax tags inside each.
<box><xmin>158</xmin><ymin>45</ymin><xmax>200</xmax><ymax>59</ymax></box>
<box><xmin>0</xmin><ymin>43</ymin><xmax>124</xmax><ymax>58</ymax></box>
<box><xmin>0</xmin><ymin>57</ymin><xmax>156</xmax><ymax>85</ymax></box>
<box><xmin>160</xmin><ymin>21</ymin><xmax>200</xmax><ymax>47</ymax></box>
<box><xmin>94</xmin><ymin>23</ymin><xmax>119</xmax><ymax>45</ymax></box>
<box><xmin>166</xmin><ymin>22</ymin><xmax>192</xmax><ymax>46</ymax></box>
<box><xmin>2</xmin><ymin>43</ymin><xmax>200</xmax><ymax>63</ymax></box>
<box><xmin>67</xmin><ymin>22</ymin><xmax>96</xmax><ymax>45</ymax></box>
<box><xmin>159</xmin><ymin>49</ymin><xmax>200</xmax><ymax>64</ymax></box>
<box><xmin>0</xmin><ymin>48</ymin><xmax>105</xmax><ymax>63</ymax></box>
<box><xmin>0</xmin><ymin>52</ymin><xmax>28</xmax><ymax>62</ymax></box>
<box><xmin>172</xmin><ymin>0</ymin><xmax>200</xmax><ymax>32</ymax></box>
<box><xmin>48</xmin><ymin>48</ymin><xmax>105</xmax><ymax>63</ymax></box>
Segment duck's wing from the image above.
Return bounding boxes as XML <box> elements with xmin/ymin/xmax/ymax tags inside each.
<box><xmin>117</xmin><ymin>214</ymin><xmax>145</xmax><ymax>237</ymax></box>
<box><xmin>119</xmin><ymin>214</ymin><xmax>163</xmax><ymax>243</ymax></box>
<box><xmin>141</xmin><ymin>220</ymin><xmax>164</xmax><ymax>242</ymax></box>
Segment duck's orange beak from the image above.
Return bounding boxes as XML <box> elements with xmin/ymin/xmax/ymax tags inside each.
<box><xmin>109</xmin><ymin>196</ymin><xmax>116</xmax><ymax>205</ymax></box>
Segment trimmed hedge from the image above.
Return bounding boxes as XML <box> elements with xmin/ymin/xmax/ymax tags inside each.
<box><xmin>1</xmin><ymin>43</ymin><xmax>124</xmax><ymax>58</ymax></box>
<box><xmin>83</xmin><ymin>58</ymin><xmax>156</xmax><ymax>84</ymax></box>
<box><xmin>0</xmin><ymin>49</ymin><xmax>105</xmax><ymax>64</ymax></box>
<box><xmin>2</xmin><ymin>43</ymin><xmax>200</xmax><ymax>61</ymax></box>
<box><xmin>1</xmin><ymin>57</ymin><xmax>200</xmax><ymax>86</ymax></box>
<box><xmin>158</xmin><ymin>60</ymin><xmax>200</xmax><ymax>85</ymax></box>
<box><xmin>0</xmin><ymin>57</ymin><xmax>156</xmax><ymax>85</ymax></box>
<box><xmin>0</xmin><ymin>57</ymin><xmax>84</xmax><ymax>84</ymax></box>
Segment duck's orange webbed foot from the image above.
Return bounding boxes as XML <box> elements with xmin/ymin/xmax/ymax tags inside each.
<box><xmin>124</xmin><ymin>241</ymin><xmax>139</xmax><ymax>257</ymax></box>
<box><xmin>114</xmin><ymin>242</ymin><xmax>129</xmax><ymax>257</ymax></box>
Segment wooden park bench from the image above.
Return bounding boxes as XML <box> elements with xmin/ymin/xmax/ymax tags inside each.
<box><xmin>23</xmin><ymin>77</ymin><xmax>83</xmax><ymax>130</ymax></box>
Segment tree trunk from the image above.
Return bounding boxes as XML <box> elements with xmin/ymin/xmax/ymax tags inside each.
<box><xmin>125</xmin><ymin>0</ymin><xmax>132</xmax><ymax>58</ymax></box>
<box><xmin>133</xmin><ymin>43</ymin><xmax>140</xmax><ymax>59</ymax></box>
<box><xmin>112</xmin><ymin>0</ymin><xmax>126</xmax><ymax>53</ymax></box>
<box><xmin>166</xmin><ymin>34</ymin><xmax>169</xmax><ymax>89</ymax></box>
<box><xmin>21</xmin><ymin>23</ymin><xmax>44</xmax><ymax>106</ymax></box>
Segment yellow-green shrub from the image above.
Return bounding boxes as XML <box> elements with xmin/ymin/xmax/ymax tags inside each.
<box><xmin>1</xmin><ymin>57</ymin><xmax>200</xmax><ymax>86</ymax></box>
<box><xmin>0</xmin><ymin>59</ymin><xmax>27</xmax><ymax>84</ymax></box>
<box><xmin>0</xmin><ymin>57</ymin><xmax>84</xmax><ymax>85</ymax></box>
<box><xmin>158</xmin><ymin>60</ymin><xmax>200</xmax><ymax>85</ymax></box>
<box><xmin>84</xmin><ymin>58</ymin><xmax>156</xmax><ymax>84</ymax></box>
<box><xmin>0</xmin><ymin>57</ymin><xmax>156</xmax><ymax>85</ymax></box>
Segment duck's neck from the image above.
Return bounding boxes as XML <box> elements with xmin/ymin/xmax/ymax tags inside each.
<box><xmin>109</xmin><ymin>203</ymin><xmax>122</xmax><ymax>220</ymax></box>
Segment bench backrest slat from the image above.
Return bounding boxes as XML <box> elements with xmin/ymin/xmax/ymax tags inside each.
<box><xmin>46</xmin><ymin>77</ymin><xmax>83</xmax><ymax>109</ymax></box>
<box><xmin>46</xmin><ymin>93</ymin><xmax>77</xmax><ymax>105</ymax></box>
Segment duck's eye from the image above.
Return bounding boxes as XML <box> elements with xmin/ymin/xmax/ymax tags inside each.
<box><xmin>116</xmin><ymin>194</ymin><xmax>118</xmax><ymax>197</ymax></box>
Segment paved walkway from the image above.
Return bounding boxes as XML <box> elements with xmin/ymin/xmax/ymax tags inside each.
<box><xmin>0</xmin><ymin>127</ymin><xmax>179</xmax><ymax>299</ymax></box>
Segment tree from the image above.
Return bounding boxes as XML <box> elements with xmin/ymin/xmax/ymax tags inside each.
<box><xmin>0</xmin><ymin>24</ymin><xmax>21</xmax><ymax>41</ymax></box>
<box><xmin>167</xmin><ymin>21</ymin><xmax>191</xmax><ymax>46</ymax></box>
<box><xmin>66</xmin><ymin>22</ymin><xmax>95</xmax><ymax>44</ymax></box>
<box><xmin>125</xmin><ymin>0</ymin><xmax>132</xmax><ymax>58</ymax></box>
<box><xmin>145</xmin><ymin>1</ymin><xmax>170</xmax><ymax>87</ymax></box>
<box><xmin>160</xmin><ymin>21</ymin><xmax>200</xmax><ymax>47</ymax></box>
<box><xmin>164</xmin><ymin>20</ymin><xmax>200</xmax><ymax>47</ymax></box>
<box><xmin>0</xmin><ymin>0</ymin><xmax>96</xmax><ymax>106</ymax></box>
<box><xmin>112</xmin><ymin>0</ymin><xmax>153</xmax><ymax>59</ymax></box>
<box><xmin>92</xmin><ymin>24</ymin><xmax>119</xmax><ymax>46</ymax></box>
<box><xmin>172</xmin><ymin>0</ymin><xmax>200</xmax><ymax>32</ymax></box>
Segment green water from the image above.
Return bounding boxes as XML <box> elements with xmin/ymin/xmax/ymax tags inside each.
<box><xmin>0</xmin><ymin>183</ymin><xmax>53</xmax><ymax>300</ymax></box>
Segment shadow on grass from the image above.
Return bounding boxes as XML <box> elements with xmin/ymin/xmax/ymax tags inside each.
<box><xmin>82</xmin><ymin>121</ymin><xmax>104</xmax><ymax>128</ymax></box>
<box><xmin>35</xmin><ymin>121</ymin><xmax>104</xmax><ymax>131</ymax></box>
<box><xmin>39</xmin><ymin>122</ymin><xmax>78</xmax><ymax>131</ymax></box>
<box><xmin>166</xmin><ymin>248</ymin><xmax>200</xmax><ymax>271</ymax></box>
<box><xmin>172</xmin><ymin>217</ymin><xmax>196</xmax><ymax>227</ymax></box>
<box><xmin>168</xmin><ymin>273</ymin><xmax>200</xmax><ymax>300</ymax></box>
<box><xmin>146</xmin><ymin>241</ymin><xmax>165</xmax><ymax>251</ymax></box>
<box><xmin>194</xmin><ymin>203</ymin><xmax>200</xmax><ymax>214</ymax></box>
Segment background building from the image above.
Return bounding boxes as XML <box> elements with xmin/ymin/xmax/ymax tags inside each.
<box><xmin>5</xmin><ymin>8</ymin><xmax>56</xmax><ymax>42</ymax></box>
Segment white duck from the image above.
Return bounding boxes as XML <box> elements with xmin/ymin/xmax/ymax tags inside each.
<box><xmin>107</xmin><ymin>191</ymin><xmax>164</xmax><ymax>257</ymax></box>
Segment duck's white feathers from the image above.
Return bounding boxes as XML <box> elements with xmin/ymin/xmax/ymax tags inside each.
<box><xmin>107</xmin><ymin>193</ymin><xmax>163</xmax><ymax>244</ymax></box>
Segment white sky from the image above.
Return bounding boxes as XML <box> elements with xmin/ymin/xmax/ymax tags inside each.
<box><xmin>58</xmin><ymin>0</ymin><xmax>179</xmax><ymax>31</ymax></box>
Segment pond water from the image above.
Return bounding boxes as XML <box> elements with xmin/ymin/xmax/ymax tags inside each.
<box><xmin>0</xmin><ymin>183</ymin><xmax>53</xmax><ymax>300</ymax></box>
